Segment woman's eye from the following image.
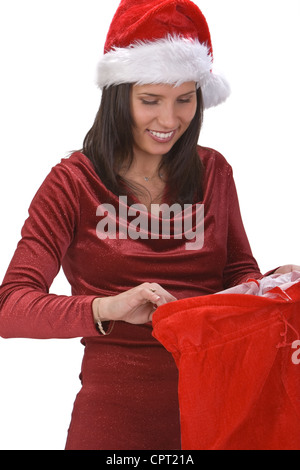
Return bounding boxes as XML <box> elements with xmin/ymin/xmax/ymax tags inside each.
<box><xmin>177</xmin><ymin>98</ymin><xmax>192</xmax><ymax>104</ymax></box>
<box><xmin>141</xmin><ymin>99</ymin><xmax>158</xmax><ymax>105</ymax></box>
<box><xmin>140</xmin><ymin>97</ymin><xmax>193</xmax><ymax>105</ymax></box>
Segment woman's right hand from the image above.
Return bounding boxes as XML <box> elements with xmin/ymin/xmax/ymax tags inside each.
<box><xmin>92</xmin><ymin>283</ymin><xmax>177</xmax><ymax>326</ymax></box>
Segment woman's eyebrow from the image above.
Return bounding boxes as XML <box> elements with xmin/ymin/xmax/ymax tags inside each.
<box><xmin>178</xmin><ymin>90</ymin><xmax>197</xmax><ymax>97</ymax></box>
<box><xmin>180</xmin><ymin>90</ymin><xmax>196</xmax><ymax>96</ymax></box>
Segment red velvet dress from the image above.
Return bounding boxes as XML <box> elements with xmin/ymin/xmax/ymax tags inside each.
<box><xmin>0</xmin><ymin>147</ymin><xmax>262</xmax><ymax>450</ymax></box>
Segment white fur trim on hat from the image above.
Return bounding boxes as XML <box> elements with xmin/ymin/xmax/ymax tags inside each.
<box><xmin>96</xmin><ymin>36</ymin><xmax>230</xmax><ymax>109</ymax></box>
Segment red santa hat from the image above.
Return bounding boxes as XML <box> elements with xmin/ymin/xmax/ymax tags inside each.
<box><xmin>96</xmin><ymin>0</ymin><xmax>230</xmax><ymax>109</ymax></box>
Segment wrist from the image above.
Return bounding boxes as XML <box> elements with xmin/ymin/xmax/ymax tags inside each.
<box><xmin>92</xmin><ymin>298</ymin><xmax>114</xmax><ymax>336</ymax></box>
<box><xmin>92</xmin><ymin>297</ymin><xmax>111</xmax><ymax>323</ymax></box>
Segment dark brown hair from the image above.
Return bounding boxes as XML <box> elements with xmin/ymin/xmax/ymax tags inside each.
<box><xmin>82</xmin><ymin>84</ymin><xmax>204</xmax><ymax>206</ymax></box>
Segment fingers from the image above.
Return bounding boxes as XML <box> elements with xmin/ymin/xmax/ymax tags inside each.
<box><xmin>275</xmin><ymin>264</ymin><xmax>300</xmax><ymax>274</ymax></box>
<box><xmin>126</xmin><ymin>283</ymin><xmax>176</xmax><ymax>315</ymax></box>
<box><xmin>141</xmin><ymin>282</ymin><xmax>177</xmax><ymax>307</ymax></box>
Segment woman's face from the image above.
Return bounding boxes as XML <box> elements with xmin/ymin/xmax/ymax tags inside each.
<box><xmin>130</xmin><ymin>81</ymin><xmax>197</xmax><ymax>161</ymax></box>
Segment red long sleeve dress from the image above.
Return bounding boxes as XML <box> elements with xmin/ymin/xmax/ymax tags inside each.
<box><xmin>0</xmin><ymin>147</ymin><xmax>262</xmax><ymax>450</ymax></box>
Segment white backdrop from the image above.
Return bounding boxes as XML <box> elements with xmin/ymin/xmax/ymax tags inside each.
<box><xmin>0</xmin><ymin>0</ymin><xmax>299</xmax><ymax>450</ymax></box>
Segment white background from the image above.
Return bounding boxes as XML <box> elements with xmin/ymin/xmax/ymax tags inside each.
<box><xmin>0</xmin><ymin>0</ymin><xmax>299</xmax><ymax>450</ymax></box>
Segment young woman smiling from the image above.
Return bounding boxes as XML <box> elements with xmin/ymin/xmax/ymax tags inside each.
<box><xmin>83</xmin><ymin>81</ymin><xmax>204</xmax><ymax>210</ymax></box>
<box><xmin>126</xmin><ymin>83</ymin><xmax>198</xmax><ymax>204</ymax></box>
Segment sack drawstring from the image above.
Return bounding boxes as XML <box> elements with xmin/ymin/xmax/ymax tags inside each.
<box><xmin>277</xmin><ymin>314</ymin><xmax>300</xmax><ymax>349</ymax></box>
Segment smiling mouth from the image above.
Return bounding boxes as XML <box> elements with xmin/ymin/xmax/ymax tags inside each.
<box><xmin>147</xmin><ymin>129</ymin><xmax>177</xmax><ymax>143</ymax></box>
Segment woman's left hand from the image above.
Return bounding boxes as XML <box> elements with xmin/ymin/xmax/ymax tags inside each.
<box><xmin>275</xmin><ymin>264</ymin><xmax>300</xmax><ymax>274</ymax></box>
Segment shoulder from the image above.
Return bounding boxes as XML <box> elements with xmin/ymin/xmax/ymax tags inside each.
<box><xmin>197</xmin><ymin>145</ymin><xmax>232</xmax><ymax>176</ymax></box>
<box><xmin>52</xmin><ymin>151</ymin><xmax>97</xmax><ymax>181</ymax></box>
<box><xmin>42</xmin><ymin>152</ymin><xmax>107</xmax><ymax>196</ymax></box>
<box><xmin>197</xmin><ymin>146</ymin><xmax>234</xmax><ymax>200</ymax></box>
<box><xmin>29</xmin><ymin>152</ymin><xmax>106</xmax><ymax>210</ymax></box>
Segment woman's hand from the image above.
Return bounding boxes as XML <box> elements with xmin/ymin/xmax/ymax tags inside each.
<box><xmin>274</xmin><ymin>264</ymin><xmax>300</xmax><ymax>275</ymax></box>
<box><xmin>92</xmin><ymin>282</ymin><xmax>177</xmax><ymax>325</ymax></box>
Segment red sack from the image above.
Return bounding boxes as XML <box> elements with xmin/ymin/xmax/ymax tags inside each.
<box><xmin>152</xmin><ymin>276</ymin><xmax>300</xmax><ymax>450</ymax></box>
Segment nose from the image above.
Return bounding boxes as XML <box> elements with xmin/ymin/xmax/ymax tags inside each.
<box><xmin>157</xmin><ymin>102</ymin><xmax>178</xmax><ymax>130</ymax></box>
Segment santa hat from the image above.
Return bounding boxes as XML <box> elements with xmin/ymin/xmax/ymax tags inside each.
<box><xmin>96</xmin><ymin>0</ymin><xmax>230</xmax><ymax>109</ymax></box>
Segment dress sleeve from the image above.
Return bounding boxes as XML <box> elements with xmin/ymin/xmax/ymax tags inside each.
<box><xmin>223</xmin><ymin>168</ymin><xmax>262</xmax><ymax>288</ymax></box>
<box><xmin>0</xmin><ymin>163</ymin><xmax>99</xmax><ymax>339</ymax></box>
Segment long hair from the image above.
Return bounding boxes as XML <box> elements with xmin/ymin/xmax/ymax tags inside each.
<box><xmin>82</xmin><ymin>84</ymin><xmax>204</xmax><ymax>206</ymax></box>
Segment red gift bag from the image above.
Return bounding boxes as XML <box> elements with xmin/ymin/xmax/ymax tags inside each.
<box><xmin>152</xmin><ymin>277</ymin><xmax>300</xmax><ymax>450</ymax></box>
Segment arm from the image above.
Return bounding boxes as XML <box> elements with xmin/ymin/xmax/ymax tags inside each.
<box><xmin>0</xmin><ymin>163</ymin><xmax>99</xmax><ymax>339</ymax></box>
<box><xmin>223</xmin><ymin>169</ymin><xmax>262</xmax><ymax>288</ymax></box>
<box><xmin>0</xmin><ymin>162</ymin><xmax>176</xmax><ymax>339</ymax></box>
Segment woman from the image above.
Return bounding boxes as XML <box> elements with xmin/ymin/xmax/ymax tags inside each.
<box><xmin>0</xmin><ymin>0</ymin><xmax>298</xmax><ymax>450</ymax></box>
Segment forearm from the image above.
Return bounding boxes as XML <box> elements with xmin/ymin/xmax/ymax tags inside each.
<box><xmin>0</xmin><ymin>285</ymin><xmax>98</xmax><ymax>339</ymax></box>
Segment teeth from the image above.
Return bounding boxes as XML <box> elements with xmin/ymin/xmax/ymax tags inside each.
<box><xmin>149</xmin><ymin>130</ymin><xmax>174</xmax><ymax>139</ymax></box>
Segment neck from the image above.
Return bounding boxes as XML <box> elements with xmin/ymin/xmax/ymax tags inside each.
<box><xmin>120</xmin><ymin>151</ymin><xmax>163</xmax><ymax>180</ymax></box>
<box><xmin>119</xmin><ymin>152</ymin><xmax>166</xmax><ymax>209</ymax></box>
<box><xmin>132</xmin><ymin>152</ymin><xmax>162</xmax><ymax>175</ymax></box>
